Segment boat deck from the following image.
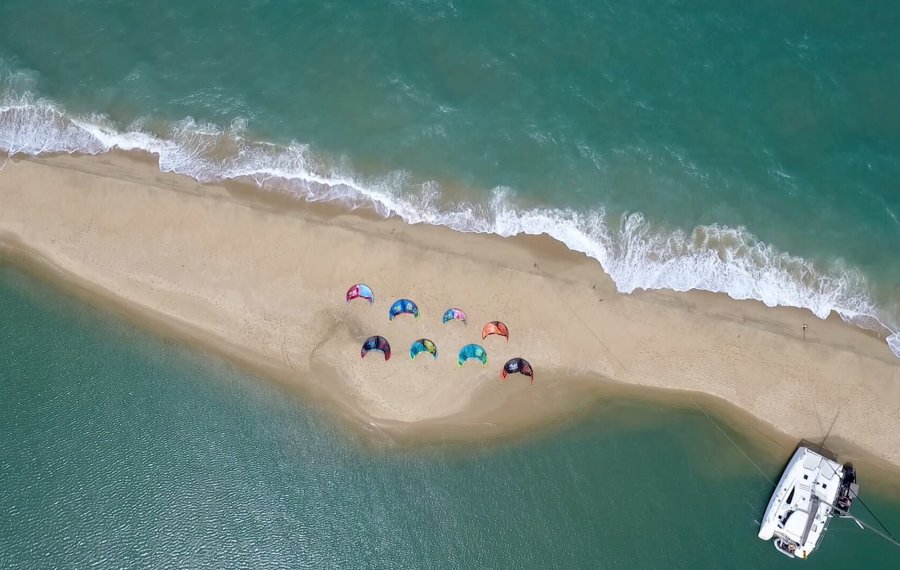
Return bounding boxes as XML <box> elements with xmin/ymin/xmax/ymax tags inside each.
<box><xmin>758</xmin><ymin>446</ymin><xmax>844</xmax><ymax>559</ymax></box>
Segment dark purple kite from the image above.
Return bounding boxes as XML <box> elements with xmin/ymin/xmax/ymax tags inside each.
<box><xmin>361</xmin><ymin>335</ymin><xmax>391</xmax><ymax>361</ymax></box>
<box><xmin>500</xmin><ymin>358</ymin><xmax>534</xmax><ymax>383</ymax></box>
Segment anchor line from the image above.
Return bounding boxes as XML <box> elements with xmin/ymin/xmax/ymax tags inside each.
<box><xmin>543</xmin><ymin>277</ymin><xmax>900</xmax><ymax>552</ymax></box>
<box><xmin>818</xmin><ymin>457</ymin><xmax>900</xmax><ymax>551</ymax></box>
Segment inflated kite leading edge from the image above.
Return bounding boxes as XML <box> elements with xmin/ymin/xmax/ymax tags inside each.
<box><xmin>442</xmin><ymin>308</ymin><xmax>467</xmax><ymax>324</ymax></box>
<box><xmin>410</xmin><ymin>339</ymin><xmax>438</xmax><ymax>360</ymax></box>
<box><xmin>389</xmin><ymin>299</ymin><xmax>419</xmax><ymax>320</ymax></box>
<box><xmin>482</xmin><ymin>321</ymin><xmax>509</xmax><ymax>341</ymax></box>
<box><xmin>346</xmin><ymin>283</ymin><xmax>375</xmax><ymax>304</ymax></box>
<box><xmin>500</xmin><ymin>358</ymin><xmax>534</xmax><ymax>383</ymax></box>
<box><xmin>361</xmin><ymin>335</ymin><xmax>391</xmax><ymax>361</ymax></box>
<box><xmin>457</xmin><ymin>344</ymin><xmax>487</xmax><ymax>367</ymax></box>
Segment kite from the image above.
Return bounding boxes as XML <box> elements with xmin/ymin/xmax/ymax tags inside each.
<box><xmin>500</xmin><ymin>358</ymin><xmax>534</xmax><ymax>383</ymax></box>
<box><xmin>481</xmin><ymin>321</ymin><xmax>510</xmax><ymax>341</ymax></box>
<box><xmin>442</xmin><ymin>308</ymin><xmax>467</xmax><ymax>324</ymax></box>
<box><xmin>457</xmin><ymin>344</ymin><xmax>488</xmax><ymax>367</ymax></box>
<box><xmin>389</xmin><ymin>299</ymin><xmax>420</xmax><ymax>320</ymax></box>
<box><xmin>346</xmin><ymin>283</ymin><xmax>374</xmax><ymax>304</ymax></box>
<box><xmin>360</xmin><ymin>336</ymin><xmax>391</xmax><ymax>361</ymax></box>
<box><xmin>409</xmin><ymin>339</ymin><xmax>438</xmax><ymax>360</ymax></box>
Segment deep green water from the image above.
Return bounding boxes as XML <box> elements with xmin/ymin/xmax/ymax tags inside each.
<box><xmin>2</xmin><ymin>266</ymin><xmax>899</xmax><ymax>568</ymax></box>
<box><xmin>0</xmin><ymin>1</ymin><xmax>898</xmax><ymax>355</ymax></box>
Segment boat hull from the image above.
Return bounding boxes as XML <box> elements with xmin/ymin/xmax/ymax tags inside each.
<box><xmin>758</xmin><ymin>445</ymin><xmax>846</xmax><ymax>560</ymax></box>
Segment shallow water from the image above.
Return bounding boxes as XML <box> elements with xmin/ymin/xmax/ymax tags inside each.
<box><xmin>2</xmin><ymin>264</ymin><xmax>899</xmax><ymax>568</ymax></box>
<box><xmin>0</xmin><ymin>0</ymin><xmax>898</xmax><ymax>354</ymax></box>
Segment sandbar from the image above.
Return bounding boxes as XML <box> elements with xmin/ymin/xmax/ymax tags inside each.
<box><xmin>1</xmin><ymin>151</ymin><xmax>898</xmax><ymax>476</ymax></box>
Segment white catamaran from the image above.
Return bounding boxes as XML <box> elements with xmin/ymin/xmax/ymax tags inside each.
<box><xmin>758</xmin><ymin>442</ymin><xmax>858</xmax><ymax>560</ymax></box>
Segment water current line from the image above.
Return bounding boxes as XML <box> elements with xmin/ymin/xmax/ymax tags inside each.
<box><xmin>688</xmin><ymin>400</ymin><xmax>776</xmax><ymax>486</ymax></box>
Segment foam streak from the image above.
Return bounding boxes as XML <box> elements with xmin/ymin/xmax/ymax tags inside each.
<box><xmin>1</xmin><ymin>95</ymin><xmax>897</xmax><ymax>359</ymax></box>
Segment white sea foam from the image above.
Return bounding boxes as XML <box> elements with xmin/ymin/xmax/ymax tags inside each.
<box><xmin>2</xmin><ymin>94</ymin><xmax>898</xmax><ymax>359</ymax></box>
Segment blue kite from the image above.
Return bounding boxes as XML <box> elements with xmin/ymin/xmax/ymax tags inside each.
<box><xmin>389</xmin><ymin>299</ymin><xmax>419</xmax><ymax>321</ymax></box>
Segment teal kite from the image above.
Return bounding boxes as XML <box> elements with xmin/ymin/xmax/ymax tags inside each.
<box><xmin>457</xmin><ymin>344</ymin><xmax>488</xmax><ymax>367</ymax></box>
<box><xmin>410</xmin><ymin>339</ymin><xmax>438</xmax><ymax>360</ymax></box>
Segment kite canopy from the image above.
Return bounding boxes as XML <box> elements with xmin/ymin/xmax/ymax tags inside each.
<box><xmin>442</xmin><ymin>308</ymin><xmax>467</xmax><ymax>324</ymax></box>
<box><xmin>482</xmin><ymin>321</ymin><xmax>510</xmax><ymax>341</ymax></box>
<box><xmin>361</xmin><ymin>335</ymin><xmax>391</xmax><ymax>361</ymax></box>
<box><xmin>389</xmin><ymin>299</ymin><xmax>419</xmax><ymax>320</ymax></box>
<box><xmin>457</xmin><ymin>344</ymin><xmax>488</xmax><ymax>367</ymax></box>
<box><xmin>500</xmin><ymin>358</ymin><xmax>534</xmax><ymax>383</ymax></box>
<box><xmin>346</xmin><ymin>283</ymin><xmax>375</xmax><ymax>304</ymax></box>
<box><xmin>409</xmin><ymin>339</ymin><xmax>438</xmax><ymax>360</ymax></box>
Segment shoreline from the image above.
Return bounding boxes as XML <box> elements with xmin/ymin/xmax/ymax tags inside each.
<box><xmin>7</xmin><ymin>252</ymin><xmax>900</xmax><ymax>499</ymax></box>
<box><xmin>2</xmin><ymin>151</ymin><xmax>899</xmax><ymax>482</ymax></box>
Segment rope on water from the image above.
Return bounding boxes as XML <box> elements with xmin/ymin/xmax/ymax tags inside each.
<box><xmin>818</xmin><ymin>456</ymin><xmax>900</xmax><ymax>550</ymax></box>
<box><xmin>689</xmin><ymin>398</ymin><xmax>776</xmax><ymax>487</ymax></box>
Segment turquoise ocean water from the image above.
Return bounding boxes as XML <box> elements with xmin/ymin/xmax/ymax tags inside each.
<box><xmin>0</xmin><ymin>1</ymin><xmax>898</xmax><ymax>356</ymax></box>
<box><xmin>2</xmin><ymin>264</ymin><xmax>900</xmax><ymax>568</ymax></box>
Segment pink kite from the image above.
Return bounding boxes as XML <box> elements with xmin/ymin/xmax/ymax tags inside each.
<box><xmin>346</xmin><ymin>283</ymin><xmax>375</xmax><ymax>304</ymax></box>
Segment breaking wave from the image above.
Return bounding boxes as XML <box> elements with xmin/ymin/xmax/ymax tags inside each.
<box><xmin>2</xmin><ymin>91</ymin><xmax>898</xmax><ymax>359</ymax></box>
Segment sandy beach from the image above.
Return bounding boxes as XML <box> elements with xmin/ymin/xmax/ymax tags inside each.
<box><xmin>2</xmin><ymin>152</ymin><xmax>899</xmax><ymax>469</ymax></box>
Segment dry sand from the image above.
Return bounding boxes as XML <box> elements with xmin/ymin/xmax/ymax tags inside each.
<box><xmin>1</xmin><ymin>152</ymin><xmax>898</xmax><ymax>470</ymax></box>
